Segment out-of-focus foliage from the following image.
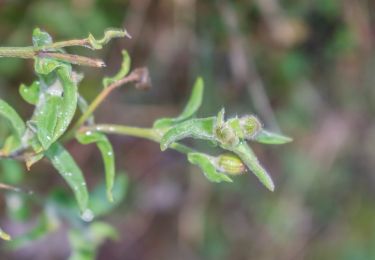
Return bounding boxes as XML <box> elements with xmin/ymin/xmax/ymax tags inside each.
<box><xmin>0</xmin><ymin>0</ymin><xmax>375</xmax><ymax>259</ymax></box>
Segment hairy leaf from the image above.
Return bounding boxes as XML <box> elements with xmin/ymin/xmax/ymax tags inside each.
<box><xmin>76</xmin><ymin>131</ymin><xmax>115</xmax><ymax>202</ymax></box>
<box><xmin>45</xmin><ymin>143</ymin><xmax>89</xmax><ymax>212</ymax></box>
<box><xmin>188</xmin><ymin>153</ymin><xmax>232</xmax><ymax>183</ymax></box>
<box><xmin>230</xmin><ymin>142</ymin><xmax>275</xmax><ymax>191</ymax></box>
<box><xmin>253</xmin><ymin>130</ymin><xmax>293</xmax><ymax>144</ymax></box>
<box><xmin>160</xmin><ymin>117</ymin><xmax>216</xmax><ymax>151</ymax></box>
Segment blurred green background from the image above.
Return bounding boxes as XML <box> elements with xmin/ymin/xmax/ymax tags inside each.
<box><xmin>1</xmin><ymin>0</ymin><xmax>375</xmax><ymax>259</ymax></box>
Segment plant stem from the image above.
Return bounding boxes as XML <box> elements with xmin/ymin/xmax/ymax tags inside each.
<box><xmin>0</xmin><ymin>47</ymin><xmax>35</xmax><ymax>59</ymax></box>
<box><xmin>65</xmin><ymin>72</ymin><xmax>140</xmax><ymax>140</ymax></box>
<box><xmin>80</xmin><ymin>124</ymin><xmax>196</xmax><ymax>154</ymax></box>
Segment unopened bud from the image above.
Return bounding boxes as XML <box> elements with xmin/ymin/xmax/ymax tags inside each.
<box><xmin>215</xmin><ymin>124</ymin><xmax>240</xmax><ymax>147</ymax></box>
<box><xmin>240</xmin><ymin>115</ymin><xmax>262</xmax><ymax>139</ymax></box>
<box><xmin>217</xmin><ymin>154</ymin><xmax>246</xmax><ymax>175</ymax></box>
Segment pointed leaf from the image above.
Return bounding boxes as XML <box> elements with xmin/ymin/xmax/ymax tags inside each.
<box><xmin>76</xmin><ymin>131</ymin><xmax>115</xmax><ymax>202</ymax></box>
<box><xmin>188</xmin><ymin>153</ymin><xmax>232</xmax><ymax>183</ymax></box>
<box><xmin>45</xmin><ymin>143</ymin><xmax>89</xmax><ymax>212</ymax></box>
<box><xmin>230</xmin><ymin>142</ymin><xmax>275</xmax><ymax>191</ymax></box>
<box><xmin>102</xmin><ymin>50</ymin><xmax>131</xmax><ymax>87</ymax></box>
<box><xmin>175</xmin><ymin>77</ymin><xmax>204</xmax><ymax>121</ymax></box>
<box><xmin>160</xmin><ymin>117</ymin><xmax>216</xmax><ymax>151</ymax></box>
<box><xmin>253</xmin><ymin>130</ymin><xmax>293</xmax><ymax>144</ymax></box>
<box><xmin>153</xmin><ymin>77</ymin><xmax>204</xmax><ymax>128</ymax></box>
<box><xmin>19</xmin><ymin>81</ymin><xmax>41</xmax><ymax>105</ymax></box>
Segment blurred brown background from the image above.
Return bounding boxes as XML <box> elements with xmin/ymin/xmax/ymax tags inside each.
<box><xmin>1</xmin><ymin>0</ymin><xmax>375</xmax><ymax>259</ymax></box>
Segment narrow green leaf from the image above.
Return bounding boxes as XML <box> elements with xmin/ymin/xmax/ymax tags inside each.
<box><xmin>45</xmin><ymin>143</ymin><xmax>89</xmax><ymax>212</ymax></box>
<box><xmin>188</xmin><ymin>153</ymin><xmax>232</xmax><ymax>183</ymax></box>
<box><xmin>35</xmin><ymin>94</ymin><xmax>61</xmax><ymax>149</ymax></box>
<box><xmin>175</xmin><ymin>77</ymin><xmax>204</xmax><ymax>121</ymax></box>
<box><xmin>153</xmin><ymin>77</ymin><xmax>204</xmax><ymax>128</ymax></box>
<box><xmin>32</xmin><ymin>28</ymin><xmax>53</xmax><ymax>47</ymax></box>
<box><xmin>53</xmin><ymin>67</ymin><xmax>78</xmax><ymax>141</ymax></box>
<box><xmin>76</xmin><ymin>131</ymin><xmax>115</xmax><ymax>202</ymax></box>
<box><xmin>102</xmin><ymin>50</ymin><xmax>131</xmax><ymax>87</ymax></box>
<box><xmin>0</xmin><ymin>227</ymin><xmax>11</xmax><ymax>241</ymax></box>
<box><xmin>0</xmin><ymin>99</ymin><xmax>26</xmax><ymax>138</ymax></box>
<box><xmin>231</xmin><ymin>142</ymin><xmax>275</xmax><ymax>191</ymax></box>
<box><xmin>253</xmin><ymin>130</ymin><xmax>293</xmax><ymax>144</ymax></box>
<box><xmin>160</xmin><ymin>117</ymin><xmax>216</xmax><ymax>151</ymax></box>
<box><xmin>19</xmin><ymin>81</ymin><xmax>40</xmax><ymax>105</ymax></box>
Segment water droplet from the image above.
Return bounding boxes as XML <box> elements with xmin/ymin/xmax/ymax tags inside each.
<box><xmin>81</xmin><ymin>209</ymin><xmax>94</xmax><ymax>222</ymax></box>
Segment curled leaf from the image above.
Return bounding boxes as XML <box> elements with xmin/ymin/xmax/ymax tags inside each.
<box><xmin>88</xmin><ymin>28</ymin><xmax>130</xmax><ymax>50</ymax></box>
<box><xmin>103</xmin><ymin>50</ymin><xmax>131</xmax><ymax>88</ymax></box>
<box><xmin>76</xmin><ymin>131</ymin><xmax>115</xmax><ymax>202</ymax></box>
<box><xmin>19</xmin><ymin>81</ymin><xmax>41</xmax><ymax>105</ymax></box>
<box><xmin>45</xmin><ymin>143</ymin><xmax>89</xmax><ymax>213</ymax></box>
<box><xmin>160</xmin><ymin>117</ymin><xmax>216</xmax><ymax>151</ymax></box>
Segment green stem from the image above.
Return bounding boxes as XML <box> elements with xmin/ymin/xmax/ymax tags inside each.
<box><xmin>80</xmin><ymin>124</ymin><xmax>196</xmax><ymax>154</ymax></box>
<box><xmin>0</xmin><ymin>47</ymin><xmax>35</xmax><ymax>59</ymax></box>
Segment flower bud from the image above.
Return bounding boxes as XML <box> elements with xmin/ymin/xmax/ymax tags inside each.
<box><xmin>216</xmin><ymin>153</ymin><xmax>246</xmax><ymax>175</ymax></box>
<box><xmin>240</xmin><ymin>115</ymin><xmax>262</xmax><ymax>140</ymax></box>
<box><xmin>215</xmin><ymin>124</ymin><xmax>240</xmax><ymax>147</ymax></box>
